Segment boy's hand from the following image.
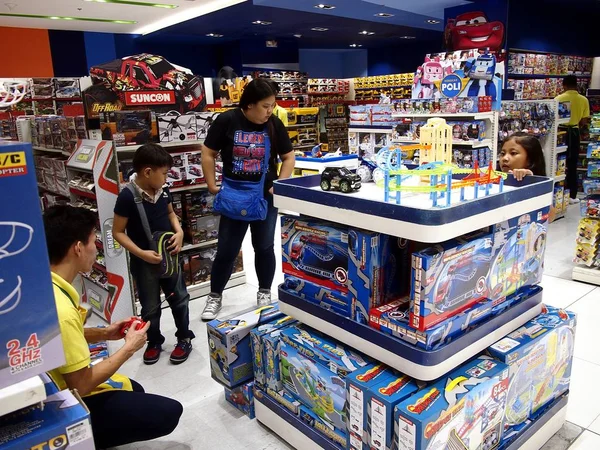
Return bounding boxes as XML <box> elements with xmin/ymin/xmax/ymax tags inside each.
<box><xmin>509</xmin><ymin>169</ymin><xmax>533</xmax><ymax>181</ymax></box>
<box><xmin>140</xmin><ymin>250</ymin><xmax>162</xmax><ymax>264</ymax></box>
<box><xmin>168</xmin><ymin>231</ymin><xmax>184</xmax><ymax>255</ymax></box>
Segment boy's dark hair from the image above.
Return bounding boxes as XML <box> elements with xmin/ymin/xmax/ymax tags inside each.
<box><xmin>563</xmin><ymin>75</ymin><xmax>578</xmax><ymax>90</ymax></box>
<box><xmin>503</xmin><ymin>132</ymin><xmax>547</xmax><ymax>176</ymax></box>
<box><xmin>239</xmin><ymin>79</ymin><xmax>277</xmax><ymax>110</ymax></box>
<box><xmin>43</xmin><ymin>205</ymin><xmax>97</xmax><ymax>265</ymax></box>
<box><xmin>132</xmin><ymin>143</ymin><xmax>173</xmax><ymax>173</ymax></box>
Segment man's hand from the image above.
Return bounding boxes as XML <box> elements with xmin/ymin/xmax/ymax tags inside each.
<box><xmin>168</xmin><ymin>231</ymin><xmax>184</xmax><ymax>255</ymax></box>
<box><xmin>105</xmin><ymin>317</ymin><xmax>137</xmax><ymax>340</ymax></box>
<box><xmin>123</xmin><ymin>320</ymin><xmax>150</xmax><ymax>353</ymax></box>
<box><xmin>140</xmin><ymin>250</ymin><xmax>162</xmax><ymax>264</ymax></box>
<box><xmin>208</xmin><ymin>184</ymin><xmax>220</xmax><ymax>195</ymax></box>
<box><xmin>269</xmin><ymin>187</ymin><xmax>274</xmax><ymax>195</ymax></box>
<box><xmin>509</xmin><ymin>168</ymin><xmax>533</xmax><ymax>181</ymax></box>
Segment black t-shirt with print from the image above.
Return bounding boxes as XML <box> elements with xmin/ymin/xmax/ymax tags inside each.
<box><xmin>203</xmin><ymin>108</ymin><xmax>293</xmax><ymax>194</ymax></box>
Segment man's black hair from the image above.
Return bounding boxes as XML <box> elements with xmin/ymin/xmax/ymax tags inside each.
<box><xmin>132</xmin><ymin>143</ymin><xmax>173</xmax><ymax>173</ymax></box>
<box><xmin>43</xmin><ymin>205</ymin><xmax>97</xmax><ymax>265</ymax></box>
<box><xmin>563</xmin><ymin>75</ymin><xmax>578</xmax><ymax>90</ymax></box>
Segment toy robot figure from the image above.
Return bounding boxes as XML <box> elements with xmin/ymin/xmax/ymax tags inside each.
<box><xmin>419</xmin><ymin>58</ymin><xmax>449</xmax><ymax>99</ymax></box>
<box><xmin>465</xmin><ymin>53</ymin><xmax>498</xmax><ymax>101</ymax></box>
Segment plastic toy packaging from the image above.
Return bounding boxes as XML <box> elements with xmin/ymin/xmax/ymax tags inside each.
<box><xmin>587</xmin><ymin>142</ymin><xmax>600</xmax><ymax>159</ymax></box>
<box><xmin>582</xmin><ymin>196</ymin><xmax>600</xmax><ymax>218</ymax></box>
<box><xmin>556</xmin><ymin>154</ymin><xmax>566</xmax><ymax>176</ymax></box>
<box><xmin>577</xmin><ymin>217</ymin><xmax>600</xmax><ymax>245</ymax></box>
<box><xmin>573</xmin><ymin>242</ymin><xmax>598</xmax><ymax>267</ymax></box>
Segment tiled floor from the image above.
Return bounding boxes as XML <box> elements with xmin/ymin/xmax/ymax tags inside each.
<box><xmin>110</xmin><ymin>206</ymin><xmax>600</xmax><ymax>450</ymax></box>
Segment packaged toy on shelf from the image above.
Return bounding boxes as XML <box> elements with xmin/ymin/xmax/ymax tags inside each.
<box><xmin>587</xmin><ymin>142</ymin><xmax>600</xmax><ymax>159</ymax></box>
<box><xmin>207</xmin><ymin>303</ymin><xmax>284</xmax><ymax>388</ymax></box>
<box><xmin>573</xmin><ymin>242</ymin><xmax>598</xmax><ymax>266</ymax></box>
<box><xmin>282</xmin><ymin>274</ymin><xmax>351</xmax><ymax>317</ymax></box>
<box><xmin>279</xmin><ymin>325</ymin><xmax>370</xmax><ymax>435</ymax></box>
<box><xmin>487</xmin><ymin>305</ymin><xmax>575</xmax><ymax>439</ymax></box>
<box><xmin>262</xmin><ymin>321</ymin><xmax>298</xmax><ymax>393</ymax></box>
<box><xmin>554</xmin><ymin>185</ymin><xmax>565</xmax><ymax>216</ymax></box>
<box><xmin>224</xmin><ymin>380</ymin><xmax>256</xmax><ymax>419</ymax></box>
<box><xmin>250</xmin><ymin>315</ymin><xmax>295</xmax><ymax>388</ymax></box>
<box><xmin>588</xmin><ymin>162</ymin><xmax>600</xmax><ymax>178</ymax></box>
<box><xmin>394</xmin><ymin>357</ymin><xmax>509</xmax><ymax>450</ymax></box>
<box><xmin>556</xmin><ymin>154</ymin><xmax>566</xmax><ymax>176</ymax></box>
<box><xmin>299</xmin><ymin>404</ymin><xmax>348</xmax><ymax>448</ymax></box>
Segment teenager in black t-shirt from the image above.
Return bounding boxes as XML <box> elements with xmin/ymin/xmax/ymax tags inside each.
<box><xmin>200</xmin><ymin>79</ymin><xmax>295</xmax><ymax>320</ymax></box>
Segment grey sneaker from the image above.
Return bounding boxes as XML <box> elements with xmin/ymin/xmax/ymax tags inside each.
<box><xmin>201</xmin><ymin>293</ymin><xmax>222</xmax><ymax>321</ymax></box>
<box><xmin>257</xmin><ymin>289</ymin><xmax>272</xmax><ymax>306</ymax></box>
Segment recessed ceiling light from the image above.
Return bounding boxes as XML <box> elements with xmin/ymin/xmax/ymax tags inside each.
<box><xmin>315</xmin><ymin>3</ymin><xmax>335</xmax><ymax>9</ymax></box>
<box><xmin>293</xmin><ymin>34</ymin><xmax>302</xmax><ymax>38</ymax></box>
<box><xmin>83</xmin><ymin>0</ymin><xmax>178</xmax><ymax>8</ymax></box>
<box><xmin>374</xmin><ymin>12</ymin><xmax>394</xmax><ymax>18</ymax></box>
<box><xmin>349</xmin><ymin>43</ymin><xmax>362</xmax><ymax>48</ymax></box>
<box><xmin>206</xmin><ymin>33</ymin><xmax>223</xmax><ymax>37</ymax></box>
<box><xmin>252</xmin><ymin>20</ymin><xmax>272</xmax><ymax>25</ymax></box>
<box><xmin>399</xmin><ymin>36</ymin><xmax>416</xmax><ymax>39</ymax></box>
<box><xmin>359</xmin><ymin>30</ymin><xmax>375</xmax><ymax>35</ymax></box>
<box><xmin>0</xmin><ymin>12</ymin><xmax>136</xmax><ymax>23</ymax></box>
<box><xmin>311</xmin><ymin>27</ymin><xmax>328</xmax><ymax>32</ymax></box>
<box><xmin>426</xmin><ymin>19</ymin><xmax>441</xmax><ymax>24</ymax></box>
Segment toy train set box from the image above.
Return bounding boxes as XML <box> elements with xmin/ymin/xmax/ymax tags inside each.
<box><xmin>394</xmin><ymin>357</ymin><xmax>509</xmax><ymax>450</ymax></box>
<box><xmin>0</xmin><ymin>142</ymin><xmax>65</xmax><ymax>390</ymax></box>
<box><xmin>224</xmin><ymin>380</ymin><xmax>256</xmax><ymax>419</ymax></box>
<box><xmin>207</xmin><ymin>303</ymin><xmax>285</xmax><ymax>388</ymax></box>
<box><xmin>279</xmin><ymin>325</ymin><xmax>370</xmax><ymax>435</ymax></box>
<box><xmin>487</xmin><ymin>305</ymin><xmax>575</xmax><ymax>437</ymax></box>
<box><xmin>282</xmin><ymin>274</ymin><xmax>351</xmax><ymax>317</ymax></box>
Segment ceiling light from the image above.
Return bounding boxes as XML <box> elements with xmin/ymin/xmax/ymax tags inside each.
<box><xmin>399</xmin><ymin>36</ymin><xmax>416</xmax><ymax>39</ymax></box>
<box><xmin>349</xmin><ymin>43</ymin><xmax>362</xmax><ymax>48</ymax></box>
<box><xmin>359</xmin><ymin>30</ymin><xmax>375</xmax><ymax>35</ymax></box>
<box><xmin>311</xmin><ymin>27</ymin><xmax>328</xmax><ymax>31</ymax></box>
<box><xmin>0</xmin><ymin>12</ymin><xmax>136</xmax><ymax>23</ymax></box>
<box><xmin>84</xmin><ymin>0</ymin><xmax>178</xmax><ymax>7</ymax></box>
<box><xmin>252</xmin><ymin>20</ymin><xmax>272</xmax><ymax>25</ymax></box>
<box><xmin>206</xmin><ymin>33</ymin><xmax>223</xmax><ymax>37</ymax></box>
<box><xmin>374</xmin><ymin>12</ymin><xmax>394</xmax><ymax>18</ymax></box>
<box><xmin>426</xmin><ymin>19</ymin><xmax>441</xmax><ymax>24</ymax></box>
<box><xmin>315</xmin><ymin>3</ymin><xmax>335</xmax><ymax>9</ymax></box>
<box><xmin>293</xmin><ymin>34</ymin><xmax>302</xmax><ymax>38</ymax></box>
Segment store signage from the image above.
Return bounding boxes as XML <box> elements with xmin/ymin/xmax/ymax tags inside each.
<box><xmin>124</xmin><ymin>91</ymin><xmax>176</xmax><ymax>106</ymax></box>
<box><xmin>440</xmin><ymin>74</ymin><xmax>463</xmax><ymax>98</ymax></box>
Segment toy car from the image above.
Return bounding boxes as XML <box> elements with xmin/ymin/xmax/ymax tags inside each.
<box><xmin>320</xmin><ymin>167</ymin><xmax>361</xmax><ymax>193</ymax></box>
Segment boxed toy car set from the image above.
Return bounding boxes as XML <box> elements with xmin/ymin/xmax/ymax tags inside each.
<box><xmin>184</xmin><ymin>214</ymin><xmax>220</xmax><ymax>244</ymax></box>
<box><xmin>394</xmin><ymin>357</ymin><xmax>509</xmax><ymax>450</ymax></box>
<box><xmin>207</xmin><ymin>303</ymin><xmax>285</xmax><ymax>388</ymax></box>
<box><xmin>100</xmin><ymin>110</ymin><xmax>158</xmax><ymax>147</ymax></box>
<box><xmin>282</xmin><ymin>274</ymin><xmax>351</xmax><ymax>318</ymax></box>
<box><xmin>487</xmin><ymin>305</ymin><xmax>575</xmax><ymax>435</ymax></box>
<box><xmin>279</xmin><ymin>325</ymin><xmax>370</xmax><ymax>434</ymax></box>
<box><xmin>224</xmin><ymin>380</ymin><xmax>256</xmax><ymax>419</ymax></box>
<box><xmin>0</xmin><ymin>142</ymin><xmax>66</xmax><ymax>390</ymax></box>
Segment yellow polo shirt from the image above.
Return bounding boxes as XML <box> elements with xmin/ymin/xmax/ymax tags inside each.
<box><xmin>48</xmin><ymin>272</ymin><xmax>132</xmax><ymax>396</ymax></box>
<box><xmin>555</xmin><ymin>90</ymin><xmax>590</xmax><ymax>127</ymax></box>
<box><xmin>274</xmin><ymin>104</ymin><xmax>289</xmax><ymax>127</ymax></box>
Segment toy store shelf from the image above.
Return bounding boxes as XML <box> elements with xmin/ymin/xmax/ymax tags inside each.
<box><xmin>554</xmin><ymin>175</ymin><xmax>566</xmax><ymax>182</ymax></box>
<box><xmin>181</xmin><ymin>239</ymin><xmax>218</xmax><ymax>252</ymax></box>
<box><xmin>254</xmin><ymin>389</ymin><xmax>342</xmax><ymax>450</ymax></box>
<box><xmin>38</xmin><ymin>184</ymin><xmax>69</xmax><ymax>198</ymax></box>
<box><xmin>287</xmin><ymin>123</ymin><xmax>319</xmax><ymax>129</ymax></box>
<box><xmin>33</xmin><ymin>146</ymin><xmax>71</xmax><ymax>156</ymax></box>
<box><xmin>557</xmin><ymin>145</ymin><xmax>568</xmax><ymax>154</ymax></box>
<box><xmin>116</xmin><ymin>140</ymin><xmax>204</xmax><ymax>152</ymax></box>
<box><xmin>354</xmin><ymin>85</ymin><xmax>410</xmax><ymax>90</ymax></box>
<box><xmin>273</xmin><ymin>175</ymin><xmax>553</xmax><ymax>243</ymax></box>
<box><xmin>69</xmin><ymin>186</ymin><xmax>96</xmax><ymax>200</ymax></box>
<box><xmin>277</xmin><ymin>287</ymin><xmax>543</xmax><ymax>381</ymax></box>
<box><xmin>187</xmin><ymin>271</ymin><xmax>246</xmax><ymax>301</ymax></box>
<box><xmin>508</xmin><ymin>73</ymin><xmax>591</xmax><ymax>79</ymax></box>
<box><xmin>558</xmin><ymin>118</ymin><xmax>571</xmax><ymax>125</ymax></box>
<box><xmin>572</xmin><ymin>265</ymin><xmax>600</xmax><ymax>285</ymax></box>
<box><xmin>391</xmin><ymin>112</ymin><xmax>496</xmax><ymax>121</ymax></box>
<box><xmin>170</xmin><ymin>183</ymin><xmax>209</xmax><ymax>193</ymax></box>
<box><xmin>393</xmin><ymin>138</ymin><xmax>493</xmax><ymax>149</ymax></box>
<box><xmin>348</xmin><ymin>125</ymin><xmax>393</xmax><ymax>132</ymax></box>
<box><xmin>295</xmin><ymin>155</ymin><xmax>359</xmax><ymax>172</ymax></box>
<box><xmin>0</xmin><ymin>376</ymin><xmax>46</xmax><ymax>417</ymax></box>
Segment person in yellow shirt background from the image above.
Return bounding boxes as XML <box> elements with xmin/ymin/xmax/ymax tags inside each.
<box><xmin>555</xmin><ymin>75</ymin><xmax>591</xmax><ymax>203</ymax></box>
<box><xmin>43</xmin><ymin>205</ymin><xmax>183</xmax><ymax>449</ymax></box>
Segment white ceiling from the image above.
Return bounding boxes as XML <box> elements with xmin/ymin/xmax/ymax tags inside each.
<box><xmin>0</xmin><ymin>0</ymin><xmax>246</xmax><ymax>35</ymax></box>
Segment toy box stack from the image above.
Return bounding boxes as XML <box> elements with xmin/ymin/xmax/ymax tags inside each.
<box><xmin>394</xmin><ymin>357</ymin><xmax>509</xmax><ymax>450</ymax></box>
<box><xmin>487</xmin><ymin>305</ymin><xmax>575</xmax><ymax>441</ymax></box>
<box><xmin>0</xmin><ymin>142</ymin><xmax>65</xmax><ymax>390</ymax></box>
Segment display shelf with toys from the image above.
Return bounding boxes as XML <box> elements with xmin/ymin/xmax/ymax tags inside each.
<box><xmin>352</xmin><ymin>73</ymin><xmax>413</xmax><ymax>102</ymax></box>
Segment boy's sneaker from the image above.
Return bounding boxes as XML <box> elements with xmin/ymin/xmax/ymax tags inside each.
<box><xmin>257</xmin><ymin>289</ymin><xmax>272</xmax><ymax>306</ymax></box>
<box><xmin>569</xmin><ymin>198</ymin><xmax>580</xmax><ymax>205</ymax></box>
<box><xmin>201</xmin><ymin>293</ymin><xmax>222</xmax><ymax>321</ymax></box>
<box><xmin>170</xmin><ymin>339</ymin><xmax>192</xmax><ymax>365</ymax></box>
<box><xmin>143</xmin><ymin>343</ymin><xmax>162</xmax><ymax>365</ymax></box>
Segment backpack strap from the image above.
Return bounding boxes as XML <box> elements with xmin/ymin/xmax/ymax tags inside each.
<box><xmin>126</xmin><ymin>183</ymin><xmax>157</xmax><ymax>252</ymax></box>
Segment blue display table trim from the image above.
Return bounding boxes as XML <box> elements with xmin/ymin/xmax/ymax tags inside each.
<box><xmin>296</xmin><ymin>155</ymin><xmax>358</xmax><ymax>163</ymax></box>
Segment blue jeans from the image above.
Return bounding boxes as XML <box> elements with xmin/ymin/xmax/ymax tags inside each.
<box><xmin>211</xmin><ymin>194</ymin><xmax>278</xmax><ymax>294</ymax></box>
<box><xmin>130</xmin><ymin>256</ymin><xmax>195</xmax><ymax>345</ymax></box>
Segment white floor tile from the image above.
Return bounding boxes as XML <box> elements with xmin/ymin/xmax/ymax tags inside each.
<box><xmin>587</xmin><ymin>414</ymin><xmax>600</xmax><ymax>435</ymax></box>
<box><xmin>540</xmin><ymin>275</ymin><xmax>597</xmax><ymax>309</ymax></box>
<box><xmin>562</xmin><ymin>289</ymin><xmax>600</xmax><ymax>365</ymax></box>
<box><xmin>566</xmin><ymin>358</ymin><xmax>600</xmax><ymax>428</ymax></box>
<box><xmin>569</xmin><ymin>430</ymin><xmax>600</xmax><ymax>449</ymax></box>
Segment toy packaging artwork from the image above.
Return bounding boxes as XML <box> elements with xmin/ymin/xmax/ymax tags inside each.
<box><xmin>487</xmin><ymin>305</ymin><xmax>575</xmax><ymax>435</ymax></box>
<box><xmin>0</xmin><ymin>142</ymin><xmax>65</xmax><ymax>390</ymax></box>
<box><xmin>207</xmin><ymin>303</ymin><xmax>284</xmax><ymax>388</ymax></box>
<box><xmin>282</xmin><ymin>274</ymin><xmax>351</xmax><ymax>318</ymax></box>
<box><xmin>224</xmin><ymin>380</ymin><xmax>256</xmax><ymax>419</ymax></box>
<box><xmin>0</xmin><ymin>389</ymin><xmax>94</xmax><ymax>449</ymax></box>
<box><xmin>100</xmin><ymin>110</ymin><xmax>158</xmax><ymax>147</ymax></box>
<box><xmin>394</xmin><ymin>357</ymin><xmax>509</xmax><ymax>450</ymax></box>
<box><xmin>279</xmin><ymin>325</ymin><xmax>370</xmax><ymax>434</ymax></box>
<box><xmin>299</xmin><ymin>404</ymin><xmax>348</xmax><ymax>448</ymax></box>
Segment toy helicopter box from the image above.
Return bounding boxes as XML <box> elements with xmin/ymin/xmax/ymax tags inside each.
<box><xmin>207</xmin><ymin>303</ymin><xmax>284</xmax><ymax>388</ymax></box>
<box><xmin>224</xmin><ymin>380</ymin><xmax>255</xmax><ymax>419</ymax></box>
<box><xmin>0</xmin><ymin>389</ymin><xmax>94</xmax><ymax>449</ymax></box>
<box><xmin>367</xmin><ymin>373</ymin><xmax>421</xmax><ymax>450</ymax></box>
<box><xmin>347</xmin><ymin>364</ymin><xmax>399</xmax><ymax>450</ymax></box>
<box><xmin>281</xmin><ymin>216</ymin><xmax>350</xmax><ymax>293</ymax></box>
<box><xmin>0</xmin><ymin>142</ymin><xmax>65</xmax><ymax>390</ymax></box>
<box><xmin>410</xmin><ymin>231</ymin><xmax>494</xmax><ymax>331</ymax></box>
<box><xmin>250</xmin><ymin>315</ymin><xmax>296</xmax><ymax>388</ymax></box>
<box><xmin>487</xmin><ymin>305</ymin><xmax>575</xmax><ymax>434</ymax></box>
<box><xmin>279</xmin><ymin>325</ymin><xmax>370</xmax><ymax>433</ymax></box>
<box><xmin>394</xmin><ymin>357</ymin><xmax>509</xmax><ymax>450</ymax></box>
<box><xmin>282</xmin><ymin>275</ymin><xmax>351</xmax><ymax>318</ymax></box>
<box><xmin>299</xmin><ymin>404</ymin><xmax>348</xmax><ymax>448</ymax></box>
<box><xmin>157</xmin><ymin>112</ymin><xmax>198</xmax><ymax>143</ymax></box>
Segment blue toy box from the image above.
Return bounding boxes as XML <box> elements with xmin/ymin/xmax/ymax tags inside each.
<box><xmin>0</xmin><ymin>142</ymin><xmax>65</xmax><ymax>390</ymax></box>
<box><xmin>207</xmin><ymin>303</ymin><xmax>285</xmax><ymax>388</ymax></box>
<box><xmin>487</xmin><ymin>305</ymin><xmax>575</xmax><ymax>435</ymax></box>
<box><xmin>299</xmin><ymin>404</ymin><xmax>348</xmax><ymax>448</ymax></box>
<box><xmin>0</xmin><ymin>389</ymin><xmax>94</xmax><ymax>449</ymax></box>
<box><xmin>411</xmin><ymin>231</ymin><xmax>494</xmax><ymax>331</ymax></box>
<box><xmin>224</xmin><ymin>380</ymin><xmax>256</xmax><ymax>419</ymax></box>
<box><xmin>347</xmin><ymin>364</ymin><xmax>399</xmax><ymax>450</ymax></box>
<box><xmin>282</xmin><ymin>274</ymin><xmax>351</xmax><ymax>318</ymax></box>
<box><xmin>263</xmin><ymin>328</ymin><xmax>288</xmax><ymax>392</ymax></box>
<box><xmin>368</xmin><ymin>373</ymin><xmax>421</xmax><ymax>450</ymax></box>
<box><xmin>394</xmin><ymin>357</ymin><xmax>509</xmax><ymax>450</ymax></box>
<box><xmin>265</xmin><ymin>386</ymin><xmax>301</xmax><ymax>415</ymax></box>
<box><xmin>279</xmin><ymin>325</ymin><xmax>370</xmax><ymax>433</ymax></box>
<box><xmin>250</xmin><ymin>315</ymin><xmax>295</xmax><ymax>389</ymax></box>
<box><xmin>587</xmin><ymin>142</ymin><xmax>600</xmax><ymax>159</ymax></box>
<box><xmin>281</xmin><ymin>216</ymin><xmax>349</xmax><ymax>294</ymax></box>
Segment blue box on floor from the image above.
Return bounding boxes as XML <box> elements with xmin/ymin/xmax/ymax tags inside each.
<box><xmin>207</xmin><ymin>303</ymin><xmax>284</xmax><ymax>388</ymax></box>
<box><xmin>224</xmin><ymin>380</ymin><xmax>256</xmax><ymax>419</ymax></box>
<box><xmin>250</xmin><ymin>316</ymin><xmax>295</xmax><ymax>389</ymax></box>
